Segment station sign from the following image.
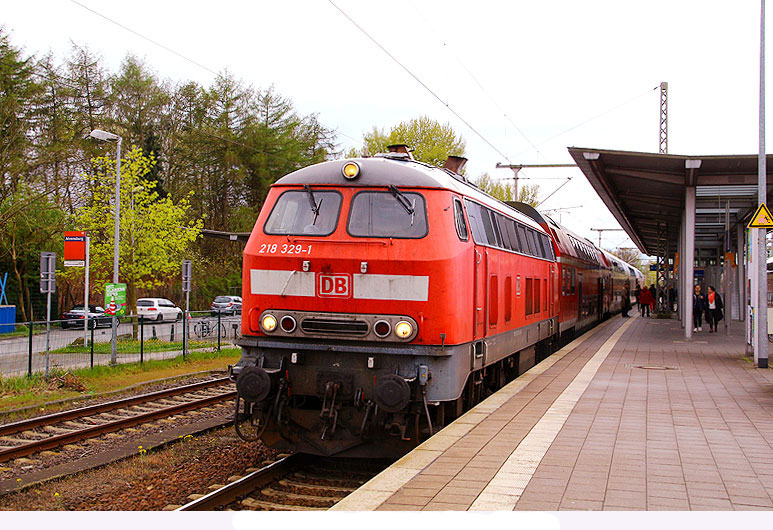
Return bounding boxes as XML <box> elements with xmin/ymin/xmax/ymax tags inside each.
<box><xmin>104</xmin><ymin>283</ymin><xmax>127</xmax><ymax>317</ymax></box>
<box><xmin>64</xmin><ymin>231</ymin><xmax>86</xmax><ymax>267</ymax></box>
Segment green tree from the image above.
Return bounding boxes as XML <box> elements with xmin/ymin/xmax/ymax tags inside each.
<box><xmin>67</xmin><ymin>147</ymin><xmax>203</xmax><ymax>316</ymax></box>
<box><xmin>360</xmin><ymin>116</ymin><xmax>465</xmax><ymax>166</ymax></box>
<box><xmin>474</xmin><ymin>174</ymin><xmax>541</xmax><ymax>207</ymax></box>
<box><xmin>0</xmin><ymin>28</ymin><xmax>41</xmax><ymax>201</ymax></box>
<box><xmin>517</xmin><ymin>183</ymin><xmax>540</xmax><ymax>207</ymax></box>
<box><xmin>0</xmin><ymin>186</ymin><xmax>67</xmax><ymax>321</ymax></box>
<box><xmin>474</xmin><ymin>173</ymin><xmax>513</xmax><ymax>201</ymax></box>
<box><xmin>611</xmin><ymin>247</ymin><xmax>641</xmax><ymax>267</ymax></box>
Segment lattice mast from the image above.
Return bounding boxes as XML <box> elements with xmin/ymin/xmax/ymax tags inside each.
<box><xmin>659</xmin><ymin>82</ymin><xmax>668</xmax><ymax>154</ymax></box>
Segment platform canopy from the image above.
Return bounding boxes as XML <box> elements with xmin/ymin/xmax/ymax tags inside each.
<box><xmin>569</xmin><ymin>147</ymin><xmax>773</xmax><ymax>256</ymax></box>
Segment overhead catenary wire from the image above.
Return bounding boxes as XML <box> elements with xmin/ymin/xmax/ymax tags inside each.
<box><xmin>520</xmin><ymin>85</ymin><xmax>659</xmax><ymax>156</ymax></box>
<box><xmin>327</xmin><ymin>0</ymin><xmax>512</xmax><ymax>163</ymax></box>
<box><xmin>68</xmin><ymin>0</ymin><xmax>361</xmax><ymax>152</ymax></box>
<box><xmin>406</xmin><ymin>1</ymin><xmax>541</xmax><ymax>156</ymax></box>
<box><xmin>70</xmin><ymin>0</ymin><xmax>220</xmax><ymax>76</ymax></box>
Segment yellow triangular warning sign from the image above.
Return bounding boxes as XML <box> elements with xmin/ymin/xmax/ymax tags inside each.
<box><xmin>748</xmin><ymin>203</ymin><xmax>773</xmax><ymax>228</ymax></box>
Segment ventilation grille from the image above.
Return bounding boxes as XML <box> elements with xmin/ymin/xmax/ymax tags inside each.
<box><xmin>300</xmin><ymin>318</ymin><xmax>369</xmax><ymax>336</ymax></box>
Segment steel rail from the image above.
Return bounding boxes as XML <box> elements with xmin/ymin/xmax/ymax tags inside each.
<box><xmin>0</xmin><ymin>377</ymin><xmax>231</xmax><ymax>437</ymax></box>
<box><xmin>0</xmin><ymin>388</ymin><xmax>236</xmax><ymax>463</ymax></box>
<box><xmin>177</xmin><ymin>454</ymin><xmax>305</xmax><ymax>511</ymax></box>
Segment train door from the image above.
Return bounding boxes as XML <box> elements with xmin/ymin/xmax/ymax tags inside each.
<box><xmin>549</xmin><ymin>263</ymin><xmax>555</xmax><ymax>316</ymax></box>
<box><xmin>473</xmin><ymin>247</ymin><xmax>487</xmax><ymax>340</ymax></box>
<box><xmin>597</xmin><ymin>277</ymin><xmax>603</xmax><ymax>320</ymax></box>
<box><xmin>577</xmin><ymin>272</ymin><xmax>583</xmax><ymax>321</ymax></box>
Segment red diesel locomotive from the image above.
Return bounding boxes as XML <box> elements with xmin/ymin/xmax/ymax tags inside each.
<box><xmin>232</xmin><ymin>147</ymin><xmax>641</xmax><ymax>457</ymax></box>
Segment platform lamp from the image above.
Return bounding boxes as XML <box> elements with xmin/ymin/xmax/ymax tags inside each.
<box><xmin>89</xmin><ymin>129</ymin><xmax>122</xmax><ymax>365</ymax></box>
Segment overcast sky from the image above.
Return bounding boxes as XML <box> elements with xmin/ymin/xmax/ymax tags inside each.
<box><xmin>3</xmin><ymin>0</ymin><xmax>769</xmax><ymax>254</ymax></box>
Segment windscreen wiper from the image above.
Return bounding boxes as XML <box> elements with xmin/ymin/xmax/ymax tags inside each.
<box><xmin>304</xmin><ymin>184</ymin><xmax>322</xmax><ymax>225</ymax></box>
<box><xmin>388</xmin><ymin>185</ymin><xmax>415</xmax><ymax>226</ymax></box>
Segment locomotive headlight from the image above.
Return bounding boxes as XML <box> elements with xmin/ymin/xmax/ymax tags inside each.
<box><xmin>261</xmin><ymin>314</ymin><xmax>277</xmax><ymax>333</ymax></box>
<box><xmin>394</xmin><ymin>320</ymin><xmax>414</xmax><ymax>339</ymax></box>
<box><xmin>342</xmin><ymin>161</ymin><xmax>360</xmax><ymax>180</ymax></box>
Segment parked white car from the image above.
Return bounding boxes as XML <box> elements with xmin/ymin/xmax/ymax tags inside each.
<box><xmin>137</xmin><ymin>298</ymin><xmax>183</xmax><ymax>322</ymax></box>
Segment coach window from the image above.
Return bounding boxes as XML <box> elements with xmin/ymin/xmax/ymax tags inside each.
<box><xmin>264</xmin><ymin>189</ymin><xmax>342</xmax><ymax>236</ymax></box>
<box><xmin>348</xmin><ymin>191</ymin><xmax>428</xmax><ymax>238</ymax></box>
<box><xmin>571</xmin><ymin>268</ymin><xmax>576</xmax><ymax>295</ymax></box>
<box><xmin>516</xmin><ymin>275</ymin><xmax>522</xmax><ymax>296</ymax></box>
<box><xmin>453</xmin><ymin>198</ymin><xmax>468</xmax><ymax>241</ymax></box>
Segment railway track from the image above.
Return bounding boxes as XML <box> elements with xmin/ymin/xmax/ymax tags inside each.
<box><xmin>0</xmin><ymin>377</ymin><xmax>236</xmax><ymax>463</ymax></box>
<box><xmin>178</xmin><ymin>453</ymin><xmax>391</xmax><ymax>511</ymax></box>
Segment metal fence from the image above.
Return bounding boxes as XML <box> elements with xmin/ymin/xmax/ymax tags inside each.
<box><xmin>0</xmin><ymin>310</ymin><xmax>241</xmax><ymax>378</ymax></box>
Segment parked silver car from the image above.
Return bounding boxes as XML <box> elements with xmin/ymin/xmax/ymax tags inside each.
<box><xmin>210</xmin><ymin>295</ymin><xmax>242</xmax><ymax>316</ymax></box>
<box><xmin>137</xmin><ymin>298</ymin><xmax>183</xmax><ymax>322</ymax></box>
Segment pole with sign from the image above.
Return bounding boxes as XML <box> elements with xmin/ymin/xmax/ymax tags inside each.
<box><xmin>182</xmin><ymin>260</ymin><xmax>192</xmax><ymax>357</ymax></box>
<box><xmin>40</xmin><ymin>252</ymin><xmax>56</xmax><ymax>377</ymax></box>
<box><xmin>104</xmin><ymin>283</ymin><xmax>126</xmax><ymax>365</ymax></box>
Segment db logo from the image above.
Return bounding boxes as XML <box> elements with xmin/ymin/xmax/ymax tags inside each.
<box><xmin>318</xmin><ymin>274</ymin><xmax>350</xmax><ymax>298</ymax></box>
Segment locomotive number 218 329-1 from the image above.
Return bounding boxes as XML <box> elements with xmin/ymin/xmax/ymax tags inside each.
<box><xmin>258</xmin><ymin>243</ymin><xmax>312</xmax><ymax>255</ymax></box>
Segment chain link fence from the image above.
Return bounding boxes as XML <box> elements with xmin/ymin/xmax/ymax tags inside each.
<box><xmin>0</xmin><ymin>310</ymin><xmax>241</xmax><ymax>378</ymax></box>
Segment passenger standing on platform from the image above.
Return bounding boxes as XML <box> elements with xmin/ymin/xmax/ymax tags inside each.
<box><xmin>621</xmin><ymin>285</ymin><xmax>631</xmax><ymax>317</ymax></box>
<box><xmin>705</xmin><ymin>285</ymin><xmax>724</xmax><ymax>333</ymax></box>
<box><xmin>668</xmin><ymin>285</ymin><xmax>677</xmax><ymax>311</ymax></box>
<box><xmin>649</xmin><ymin>284</ymin><xmax>657</xmax><ymax>312</ymax></box>
<box><xmin>638</xmin><ymin>284</ymin><xmax>654</xmax><ymax>317</ymax></box>
<box><xmin>693</xmin><ymin>284</ymin><xmax>706</xmax><ymax>332</ymax></box>
<box><xmin>634</xmin><ymin>284</ymin><xmax>642</xmax><ymax>313</ymax></box>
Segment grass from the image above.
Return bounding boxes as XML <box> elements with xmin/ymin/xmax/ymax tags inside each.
<box><xmin>0</xmin><ymin>347</ymin><xmax>241</xmax><ymax>414</ymax></box>
<box><xmin>49</xmin><ymin>338</ymin><xmax>213</xmax><ymax>355</ymax></box>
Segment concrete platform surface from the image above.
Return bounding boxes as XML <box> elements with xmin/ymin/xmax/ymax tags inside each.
<box><xmin>332</xmin><ymin>314</ymin><xmax>773</xmax><ymax>511</ymax></box>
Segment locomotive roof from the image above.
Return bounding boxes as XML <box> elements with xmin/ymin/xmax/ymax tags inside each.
<box><xmin>273</xmin><ymin>156</ymin><xmax>547</xmax><ymax>233</ymax></box>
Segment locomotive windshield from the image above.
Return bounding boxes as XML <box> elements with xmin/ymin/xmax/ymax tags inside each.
<box><xmin>264</xmin><ymin>189</ymin><xmax>342</xmax><ymax>236</ymax></box>
<box><xmin>347</xmin><ymin>190</ymin><xmax>428</xmax><ymax>238</ymax></box>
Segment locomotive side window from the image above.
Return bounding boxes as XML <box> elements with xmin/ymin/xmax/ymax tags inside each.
<box><xmin>516</xmin><ymin>224</ymin><xmax>528</xmax><ymax>255</ymax></box>
<box><xmin>464</xmin><ymin>200</ymin><xmax>488</xmax><ymax>244</ymax></box>
<box><xmin>348</xmin><ymin>191</ymin><xmax>428</xmax><ymax>238</ymax></box>
<box><xmin>453</xmin><ymin>198</ymin><xmax>469</xmax><ymax>241</ymax></box>
<box><xmin>264</xmin><ymin>190</ymin><xmax>342</xmax><ymax>236</ymax></box>
<box><xmin>506</xmin><ymin>220</ymin><xmax>520</xmax><ymax>252</ymax></box>
<box><xmin>531</xmin><ymin>230</ymin><xmax>544</xmax><ymax>258</ymax></box>
<box><xmin>480</xmin><ymin>208</ymin><xmax>498</xmax><ymax>246</ymax></box>
<box><xmin>496</xmin><ymin>215</ymin><xmax>513</xmax><ymax>250</ymax></box>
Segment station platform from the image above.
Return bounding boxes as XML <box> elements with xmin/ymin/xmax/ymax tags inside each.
<box><xmin>332</xmin><ymin>314</ymin><xmax>773</xmax><ymax>511</ymax></box>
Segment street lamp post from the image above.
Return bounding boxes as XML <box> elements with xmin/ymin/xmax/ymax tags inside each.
<box><xmin>89</xmin><ymin>129</ymin><xmax>122</xmax><ymax>365</ymax></box>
